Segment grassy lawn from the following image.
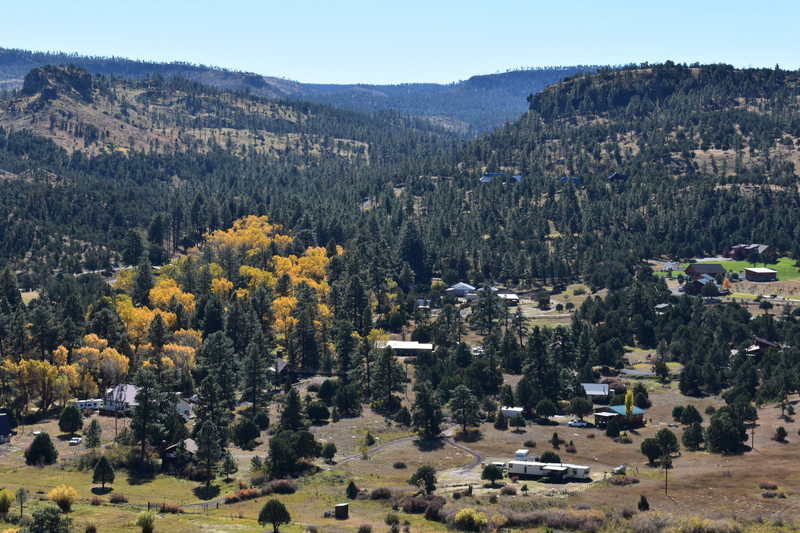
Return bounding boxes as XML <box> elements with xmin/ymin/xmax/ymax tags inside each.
<box><xmin>682</xmin><ymin>257</ymin><xmax>800</xmax><ymax>281</ymax></box>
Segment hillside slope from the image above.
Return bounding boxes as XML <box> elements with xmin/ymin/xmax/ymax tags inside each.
<box><xmin>0</xmin><ymin>47</ymin><xmax>594</xmax><ymax>134</ymax></box>
<box><xmin>0</xmin><ymin>65</ymin><xmax>450</xmax><ymax>162</ymax></box>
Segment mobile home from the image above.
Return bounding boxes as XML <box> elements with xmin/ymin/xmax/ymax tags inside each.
<box><xmin>76</xmin><ymin>399</ymin><xmax>104</xmax><ymax>411</ymax></box>
<box><xmin>507</xmin><ymin>460</ymin><xmax>590</xmax><ymax>480</ymax></box>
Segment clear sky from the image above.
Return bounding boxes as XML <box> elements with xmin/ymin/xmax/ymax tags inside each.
<box><xmin>1</xmin><ymin>0</ymin><xmax>798</xmax><ymax>84</ymax></box>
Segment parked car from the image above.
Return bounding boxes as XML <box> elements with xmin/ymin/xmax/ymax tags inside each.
<box><xmin>567</xmin><ymin>419</ymin><xmax>588</xmax><ymax>427</ymax></box>
<box><xmin>69</xmin><ymin>437</ymin><xmax>82</xmax><ymax>446</ymax></box>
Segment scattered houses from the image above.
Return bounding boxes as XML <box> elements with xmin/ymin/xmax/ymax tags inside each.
<box><xmin>744</xmin><ymin>267</ymin><xmax>778</xmax><ymax>282</ymax></box>
<box><xmin>593</xmin><ymin>405</ymin><xmax>646</xmax><ymax>428</ymax></box>
<box><xmin>724</xmin><ymin>243</ymin><xmax>777</xmax><ymax>262</ymax></box>
<box><xmin>0</xmin><ymin>413</ymin><xmax>12</xmax><ymax>443</ymax></box>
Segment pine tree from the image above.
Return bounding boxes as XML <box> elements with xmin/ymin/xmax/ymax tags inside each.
<box><xmin>411</xmin><ymin>381</ymin><xmax>443</xmax><ymax>440</ymax></box>
<box><xmin>449</xmin><ymin>384</ymin><xmax>480</xmax><ymax>434</ymax></box>
<box><xmin>58</xmin><ymin>404</ymin><xmax>83</xmax><ymax>435</ymax></box>
<box><xmin>240</xmin><ymin>340</ymin><xmax>270</xmax><ymax>414</ymax></box>
<box><xmin>197</xmin><ymin>331</ymin><xmax>238</xmax><ymax>411</ymax></box>
<box><xmin>92</xmin><ymin>456</ymin><xmax>115</xmax><ymax>488</ymax></box>
<box><xmin>147</xmin><ymin>313</ymin><xmax>171</xmax><ymax>352</ymax></box>
<box><xmin>279</xmin><ymin>387</ymin><xmax>307</xmax><ymax>431</ymax></box>
<box><xmin>220</xmin><ymin>451</ymin><xmax>238</xmax><ymax>479</ymax></box>
<box><xmin>370</xmin><ymin>347</ymin><xmax>405</xmax><ymax>407</ymax></box>
<box><xmin>84</xmin><ymin>418</ymin><xmax>102</xmax><ymax>448</ymax></box>
<box><xmin>193</xmin><ymin>375</ymin><xmax>232</xmax><ymax>450</ymax></box>
<box><xmin>195</xmin><ymin>420</ymin><xmax>222</xmax><ymax>488</ymax></box>
<box><xmin>132</xmin><ymin>259</ymin><xmax>154</xmax><ymax>306</ymax></box>
<box><xmin>131</xmin><ymin>367</ymin><xmax>167</xmax><ymax>461</ymax></box>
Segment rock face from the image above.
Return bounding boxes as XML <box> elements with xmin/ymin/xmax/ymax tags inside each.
<box><xmin>21</xmin><ymin>65</ymin><xmax>93</xmax><ymax>105</ymax></box>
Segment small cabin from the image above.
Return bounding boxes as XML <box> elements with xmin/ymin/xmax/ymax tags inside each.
<box><xmin>744</xmin><ymin>268</ymin><xmax>778</xmax><ymax>282</ymax></box>
<box><xmin>501</xmin><ymin>406</ymin><xmax>524</xmax><ymax>418</ymax></box>
<box><xmin>382</xmin><ymin>340</ymin><xmax>434</xmax><ymax>356</ymax></box>
<box><xmin>593</xmin><ymin>405</ymin><xmax>646</xmax><ymax>428</ymax></box>
<box><xmin>498</xmin><ymin>293</ymin><xmax>520</xmax><ymax>306</ymax></box>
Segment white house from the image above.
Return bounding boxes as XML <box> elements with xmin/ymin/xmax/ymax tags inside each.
<box><xmin>580</xmin><ymin>383</ymin><xmax>611</xmax><ymax>401</ymax></box>
<box><xmin>508</xmin><ymin>460</ymin><xmax>590</xmax><ymax>480</ymax></box>
<box><xmin>498</xmin><ymin>293</ymin><xmax>520</xmax><ymax>306</ymax></box>
<box><xmin>103</xmin><ymin>384</ymin><xmax>139</xmax><ymax>414</ymax></box>
<box><xmin>381</xmin><ymin>340</ymin><xmax>434</xmax><ymax>356</ymax></box>
<box><xmin>501</xmin><ymin>406</ymin><xmax>524</xmax><ymax>418</ymax></box>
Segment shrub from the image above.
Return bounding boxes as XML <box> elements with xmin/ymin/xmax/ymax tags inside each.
<box><xmin>500</xmin><ymin>485</ymin><xmax>517</xmax><ymax>495</ymax></box>
<box><xmin>254</xmin><ymin>411</ymin><xmax>270</xmax><ymax>430</ymax></box>
<box><xmin>159</xmin><ymin>503</ymin><xmax>183</xmax><ymax>514</ymax></box>
<box><xmin>48</xmin><ymin>485</ymin><xmax>77</xmax><ymax>512</ymax></box>
<box><xmin>395</xmin><ymin>406</ymin><xmax>412</xmax><ymax>426</ymax></box>
<box><xmin>631</xmin><ymin>511</ymin><xmax>673</xmax><ymax>533</ymax></box>
<box><xmin>453</xmin><ymin>508</ymin><xmax>489</xmax><ymax>531</ymax></box>
<box><xmin>424</xmin><ymin>502</ymin><xmax>443</xmax><ymax>521</ymax></box>
<box><xmin>762</xmin><ymin>491</ymin><xmax>778</xmax><ymax>498</ymax></box>
<box><xmin>759</xmin><ymin>482</ymin><xmax>778</xmax><ymax>490</ymax></box>
<box><xmin>606</xmin><ymin>419</ymin><xmax>620</xmax><ymax>438</ymax></box>
<box><xmin>0</xmin><ymin>489</ymin><xmax>13</xmax><ymax>515</ymax></box>
<box><xmin>638</xmin><ymin>494</ymin><xmax>650</xmax><ymax>511</ymax></box>
<box><xmin>402</xmin><ymin>495</ymin><xmax>445</xmax><ymax>514</ymax></box>
<box><xmin>565</xmin><ymin>444</ymin><xmax>577</xmax><ymax>453</ymax></box>
<box><xmin>488</xmin><ymin>494</ymin><xmax>498</xmax><ymax>504</ymax></box>
<box><xmin>523</xmin><ymin>439</ymin><xmax>536</xmax><ymax>448</ymax></box>
<box><xmin>386</xmin><ymin>512</ymin><xmax>400</xmax><ymax>525</ymax></box>
<box><xmin>364</xmin><ymin>431</ymin><xmax>376</xmax><ymax>446</ymax></box>
<box><xmin>90</xmin><ymin>496</ymin><xmax>102</xmax><ymax>506</ymax></box>
<box><xmin>307</xmin><ymin>401</ymin><xmax>330</xmax><ymax>422</ymax></box>
<box><xmin>505</xmin><ymin>508</ymin><xmax>607</xmax><ymax>532</ymax></box>
<box><xmin>346</xmin><ymin>481</ymin><xmax>359</xmax><ymax>499</ymax></box>
<box><xmin>370</xmin><ymin>487</ymin><xmax>392</xmax><ymax>500</ymax></box>
<box><xmin>540</xmin><ymin>451</ymin><xmax>561</xmax><ymax>463</ymax></box>
<box><xmin>25</xmin><ymin>432</ymin><xmax>58</xmax><ymax>465</ymax></box>
<box><xmin>622</xmin><ymin>507</ymin><xmax>636</xmax><ymax>519</ymax></box>
<box><xmin>267</xmin><ymin>479</ymin><xmax>298</xmax><ymax>494</ymax></box>
<box><xmin>135</xmin><ymin>511</ymin><xmax>156</xmax><ymax>533</ymax></box>
<box><xmin>493</xmin><ymin>411</ymin><xmax>508</xmax><ymax>430</ymax></box>
<box><xmin>587</xmin><ymin>433</ymin><xmax>595</xmax><ymax>439</ymax></box>
<box><xmin>357</xmin><ymin>525</ymin><xmax>372</xmax><ymax>533</ymax></box>
<box><xmin>85</xmin><ymin>524</ymin><xmax>98</xmax><ymax>533</ymax></box>
<box><xmin>233</xmin><ymin>418</ymin><xmax>261</xmax><ymax>448</ymax></box>
<box><xmin>109</xmin><ymin>493</ymin><xmax>128</xmax><ymax>504</ymax></box>
<box><xmin>608</xmin><ymin>476</ymin><xmax>640</xmax><ymax>486</ymax></box>
<box><xmin>393</xmin><ymin>461</ymin><xmax>407</xmax><ymax>469</ymax></box>
<box><xmin>774</xmin><ymin>426</ymin><xmax>788</xmax><ymax>442</ymax></box>
<box><xmin>224</xmin><ymin>488</ymin><xmax>262</xmax><ymax>504</ymax></box>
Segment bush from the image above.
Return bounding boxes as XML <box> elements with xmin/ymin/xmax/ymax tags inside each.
<box><xmin>135</xmin><ymin>511</ymin><xmax>156</xmax><ymax>533</ymax></box>
<box><xmin>346</xmin><ymin>481</ymin><xmax>359</xmax><ymax>499</ymax></box>
<box><xmin>224</xmin><ymin>488</ymin><xmax>262</xmax><ymax>504</ymax></box>
<box><xmin>159</xmin><ymin>503</ymin><xmax>183</xmax><ymax>514</ymax></box>
<box><xmin>0</xmin><ymin>488</ymin><xmax>13</xmax><ymax>515</ymax></box>
<box><xmin>395</xmin><ymin>406</ymin><xmax>412</xmax><ymax>426</ymax></box>
<box><xmin>608</xmin><ymin>476</ymin><xmax>639</xmax><ymax>486</ymax></box>
<box><xmin>254</xmin><ymin>411</ymin><xmax>270</xmax><ymax>430</ymax></box>
<box><xmin>307</xmin><ymin>401</ymin><xmax>330</xmax><ymax>422</ymax></box>
<box><xmin>774</xmin><ymin>426</ymin><xmax>788</xmax><ymax>442</ymax></box>
<box><xmin>25</xmin><ymin>432</ymin><xmax>58</xmax><ymax>465</ymax></box>
<box><xmin>493</xmin><ymin>411</ymin><xmax>508</xmax><ymax>430</ymax></box>
<box><xmin>48</xmin><ymin>485</ymin><xmax>77</xmax><ymax>512</ymax></box>
<box><xmin>402</xmin><ymin>495</ymin><xmax>445</xmax><ymax>514</ymax></box>
<box><xmin>357</xmin><ymin>525</ymin><xmax>372</xmax><ymax>533</ymax></box>
<box><xmin>393</xmin><ymin>461</ymin><xmax>407</xmax><ymax>469</ymax></box>
<box><xmin>267</xmin><ymin>479</ymin><xmax>298</xmax><ymax>494</ymax></box>
<box><xmin>453</xmin><ymin>508</ymin><xmax>489</xmax><ymax>531</ymax></box>
<box><xmin>488</xmin><ymin>494</ymin><xmax>498</xmax><ymax>504</ymax></box>
<box><xmin>606</xmin><ymin>419</ymin><xmax>620</xmax><ymax>438</ymax></box>
<box><xmin>90</xmin><ymin>496</ymin><xmax>102</xmax><ymax>506</ymax></box>
<box><xmin>759</xmin><ymin>482</ymin><xmax>778</xmax><ymax>490</ymax></box>
<box><xmin>386</xmin><ymin>512</ymin><xmax>400</xmax><ymax>525</ymax></box>
<box><xmin>233</xmin><ymin>418</ymin><xmax>261</xmax><ymax>448</ymax></box>
<box><xmin>638</xmin><ymin>494</ymin><xmax>650</xmax><ymax>511</ymax></box>
<box><xmin>425</xmin><ymin>501</ymin><xmax>443</xmax><ymax>521</ymax></box>
<box><xmin>500</xmin><ymin>485</ymin><xmax>517</xmax><ymax>495</ymax></box>
<box><xmin>85</xmin><ymin>524</ymin><xmax>98</xmax><ymax>533</ymax></box>
<box><xmin>58</xmin><ymin>404</ymin><xmax>83</xmax><ymax>435</ymax></box>
<box><xmin>565</xmin><ymin>444</ymin><xmax>577</xmax><ymax>453</ymax></box>
<box><xmin>505</xmin><ymin>508</ymin><xmax>607</xmax><ymax>532</ymax></box>
<box><xmin>540</xmin><ymin>451</ymin><xmax>561</xmax><ymax>463</ymax></box>
<box><xmin>523</xmin><ymin>440</ymin><xmax>536</xmax><ymax>448</ymax></box>
<box><xmin>370</xmin><ymin>487</ymin><xmax>392</xmax><ymax>500</ymax></box>
<box><xmin>109</xmin><ymin>493</ymin><xmax>128</xmax><ymax>504</ymax></box>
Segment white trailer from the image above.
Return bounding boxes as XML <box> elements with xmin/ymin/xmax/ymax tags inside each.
<box><xmin>507</xmin><ymin>460</ymin><xmax>590</xmax><ymax>480</ymax></box>
<box><xmin>502</xmin><ymin>406</ymin><xmax>524</xmax><ymax>417</ymax></box>
<box><xmin>76</xmin><ymin>399</ymin><xmax>104</xmax><ymax>411</ymax></box>
<box><xmin>514</xmin><ymin>448</ymin><xmax>529</xmax><ymax>460</ymax></box>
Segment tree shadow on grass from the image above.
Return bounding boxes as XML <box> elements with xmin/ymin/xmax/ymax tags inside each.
<box><xmin>453</xmin><ymin>429</ymin><xmax>483</xmax><ymax>443</ymax></box>
<box><xmin>126</xmin><ymin>472</ymin><xmax>155</xmax><ymax>486</ymax></box>
<box><xmin>193</xmin><ymin>484</ymin><xmax>220</xmax><ymax>501</ymax></box>
<box><xmin>91</xmin><ymin>487</ymin><xmax>113</xmax><ymax>495</ymax></box>
<box><xmin>413</xmin><ymin>438</ymin><xmax>444</xmax><ymax>452</ymax></box>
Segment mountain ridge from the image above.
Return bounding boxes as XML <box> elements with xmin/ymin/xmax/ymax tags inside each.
<box><xmin>0</xmin><ymin>47</ymin><xmax>596</xmax><ymax>134</ymax></box>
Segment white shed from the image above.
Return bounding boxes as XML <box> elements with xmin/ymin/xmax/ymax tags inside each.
<box><xmin>501</xmin><ymin>406</ymin><xmax>524</xmax><ymax>417</ymax></box>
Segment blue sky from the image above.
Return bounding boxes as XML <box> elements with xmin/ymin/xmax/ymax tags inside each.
<box><xmin>1</xmin><ymin>1</ymin><xmax>798</xmax><ymax>84</ymax></box>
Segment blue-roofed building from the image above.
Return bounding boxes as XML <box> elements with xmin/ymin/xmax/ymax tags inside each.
<box><xmin>593</xmin><ymin>405</ymin><xmax>646</xmax><ymax>427</ymax></box>
<box><xmin>559</xmin><ymin>176</ymin><xmax>582</xmax><ymax>185</ymax></box>
<box><xmin>511</xmin><ymin>175</ymin><xmax>522</xmax><ymax>183</ymax></box>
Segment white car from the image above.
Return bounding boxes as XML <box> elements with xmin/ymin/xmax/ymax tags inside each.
<box><xmin>68</xmin><ymin>437</ymin><xmax>82</xmax><ymax>446</ymax></box>
<box><xmin>567</xmin><ymin>419</ymin><xmax>589</xmax><ymax>427</ymax></box>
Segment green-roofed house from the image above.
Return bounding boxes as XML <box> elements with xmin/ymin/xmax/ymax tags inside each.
<box><xmin>593</xmin><ymin>405</ymin><xmax>646</xmax><ymax>428</ymax></box>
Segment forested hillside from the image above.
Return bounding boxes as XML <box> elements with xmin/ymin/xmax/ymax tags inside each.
<box><xmin>0</xmin><ymin>47</ymin><xmax>593</xmax><ymax>134</ymax></box>
<box><xmin>1</xmin><ymin>62</ymin><xmax>799</xmax><ymax>294</ymax></box>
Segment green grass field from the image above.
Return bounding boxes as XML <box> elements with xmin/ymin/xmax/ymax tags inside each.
<box><xmin>681</xmin><ymin>257</ymin><xmax>800</xmax><ymax>281</ymax></box>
